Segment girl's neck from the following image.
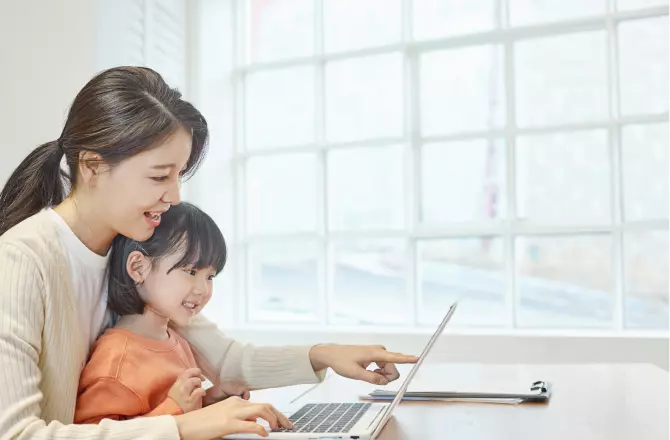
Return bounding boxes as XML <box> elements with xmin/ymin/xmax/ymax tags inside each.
<box><xmin>115</xmin><ymin>309</ymin><xmax>170</xmax><ymax>340</ymax></box>
<box><xmin>54</xmin><ymin>195</ymin><xmax>116</xmax><ymax>256</ymax></box>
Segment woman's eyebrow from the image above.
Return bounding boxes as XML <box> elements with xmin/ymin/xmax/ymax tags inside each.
<box><xmin>151</xmin><ymin>163</ymin><xmax>177</xmax><ymax>170</ymax></box>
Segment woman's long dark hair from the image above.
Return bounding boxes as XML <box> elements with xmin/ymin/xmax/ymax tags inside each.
<box><xmin>107</xmin><ymin>202</ymin><xmax>227</xmax><ymax>315</ymax></box>
<box><xmin>0</xmin><ymin>66</ymin><xmax>209</xmax><ymax>236</ymax></box>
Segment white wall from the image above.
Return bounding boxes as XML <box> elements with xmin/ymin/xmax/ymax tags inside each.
<box><xmin>0</xmin><ymin>0</ymin><xmax>97</xmax><ymax>187</ymax></box>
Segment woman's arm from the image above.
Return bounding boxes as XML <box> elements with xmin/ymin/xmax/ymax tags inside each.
<box><xmin>0</xmin><ymin>243</ymin><xmax>179</xmax><ymax>440</ymax></box>
<box><xmin>174</xmin><ymin>316</ymin><xmax>327</xmax><ymax>389</ymax></box>
<box><xmin>175</xmin><ymin>315</ymin><xmax>420</xmax><ymax>391</ymax></box>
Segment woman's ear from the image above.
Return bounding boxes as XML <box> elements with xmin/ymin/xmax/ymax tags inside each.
<box><xmin>78</xmin><ymin>150</ymin><xmax>109</xmax><ymax>185</ymax></box>
<box><xmin>126</xmin><ymin>250</ymin><xmax>150</xmax><ymax>285</ymax></box>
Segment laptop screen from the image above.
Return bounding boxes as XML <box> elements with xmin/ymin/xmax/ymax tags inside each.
<box><xmin>371</xmin><ymin>302</ymin><xmax>458</xmax><ymax>438</ymax></box>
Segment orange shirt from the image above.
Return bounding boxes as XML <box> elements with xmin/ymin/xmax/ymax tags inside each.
<box><xmin>74</xmin><ymin>328</ymin><xmax>201</xmax><ymax>424</ymax></box>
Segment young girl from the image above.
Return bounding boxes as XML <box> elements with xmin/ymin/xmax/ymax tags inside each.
<box><xmin>75</xmin><ymin>202</ymin><xmax>249</xmax><ymax>423</ymax></box>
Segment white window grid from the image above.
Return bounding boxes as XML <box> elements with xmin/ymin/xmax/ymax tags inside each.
<box><xmin>227</xmin><ymin>0</ymin><xmax>669</xmax><ymax>331</ymax></box>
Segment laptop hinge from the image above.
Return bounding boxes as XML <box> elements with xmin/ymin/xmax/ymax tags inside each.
<box><xmin>367</xmin><ymin>405</ymin><xmax>388</xmax><ymax>430</ymax></box>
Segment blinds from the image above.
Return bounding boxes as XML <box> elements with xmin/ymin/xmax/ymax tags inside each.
<box><xmin>95</xmin><ymin>0</ymin><xmax>187</xmax><ymax>94</ymax></box>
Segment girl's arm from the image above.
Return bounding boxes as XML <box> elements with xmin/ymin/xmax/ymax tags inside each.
<box><xmin>75</xmin><ymin>376</ymin><xmax>184</xmax><ymax>424</ymax></box>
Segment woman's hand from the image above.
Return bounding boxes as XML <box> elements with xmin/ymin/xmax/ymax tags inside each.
<box><xmin>175</xmin><ymin>396</ymin><xmax>292</xmax><ymax>440</ymax></box>
<box><xmin>309</xmin><ymin>345</ymin><xmax>419</xmax><ymax>385</ymax></box>
<box><xmin>203</xmin><ymin>381</ymin><xmax>251</xmax><ymax>406</ymax></box>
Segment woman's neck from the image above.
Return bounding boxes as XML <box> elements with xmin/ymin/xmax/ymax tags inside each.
<box><xmin>115</xmin><ymin>310</ymin><xmax>170</xmax><ymax>340</ymax></box>
<box><xmin>54</xmin><ymin>195</ymin><xmax>116</xmax><ymax>255</ymax></box>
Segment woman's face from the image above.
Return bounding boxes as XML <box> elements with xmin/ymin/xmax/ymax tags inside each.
<box><xmin>93</xmin><ymin>128</ymin><xmax>193</xmax><ymax>242</ymax></box>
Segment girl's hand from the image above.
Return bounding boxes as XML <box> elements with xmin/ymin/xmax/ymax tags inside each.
<box><xmin>309</xmin><ymin>345</ymin><xmax>419</xmax><ymax>385</ymax></box>
<box><xmin>168</xmin><ymin>368</ymin><xmax>206</xmax><ymax>413</ymax></box>
<box><xmin>203</xmin><ymin>381</ymin><xmax>251</xmax><ymax>406</ymax></box>
<box><xmin>175</xmin><ymin>396</ymin><xmax>293</xmax><ymax>440</ymax></box>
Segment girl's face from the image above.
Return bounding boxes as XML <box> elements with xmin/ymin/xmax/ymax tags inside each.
<box><xmin>138</xmin><ymin>249</ymin><xmax>216</xmax><ymax>327</ymax></box>
<box><xmin>91</xmin><ymin>128</ymin><xmax>193</xmax><ymax>243</ymax></box>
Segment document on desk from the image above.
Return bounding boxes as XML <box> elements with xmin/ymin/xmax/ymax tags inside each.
<box><xmin>363</xmin><ymin>372</ymin><xmax>551</xmax><ymax>403</ymax></box>
<box><xmin>360</xmin><ymin>394</ymin><xmax>524</xmax><ymax>404</ymax></box>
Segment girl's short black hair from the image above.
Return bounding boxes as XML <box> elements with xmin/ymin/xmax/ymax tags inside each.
<box><xmin>107</xmin><ymin>202</ymin><xmax>227</xmax><ymax>315</ymax></box>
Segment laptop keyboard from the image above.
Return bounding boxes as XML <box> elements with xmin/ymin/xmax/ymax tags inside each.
<box><xmin>272</xmin><ymin>402</ymin><xmax>372</xmax><ymax>434</ymax></box>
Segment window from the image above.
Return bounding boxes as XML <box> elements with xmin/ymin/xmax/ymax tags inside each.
<box><xmin>230</xmin><ymin>0</ymin><xmax>669</xmax><ymax>331</ymax></box>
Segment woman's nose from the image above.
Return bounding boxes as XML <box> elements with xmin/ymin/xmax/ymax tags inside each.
<box><xmin>161</xmin><ymin>180</ymin><xmax>181</xmax><ymax>205</ymax></box>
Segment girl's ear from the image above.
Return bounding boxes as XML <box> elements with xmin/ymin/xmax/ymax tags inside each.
<box><xmin>127</xmin><ymin>250</ymin><xmax>150</xmax><ymax>284</ymax></box>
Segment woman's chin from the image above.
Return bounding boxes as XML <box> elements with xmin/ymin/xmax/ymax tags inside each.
<box><xmin>119</xmin><ymin>225</ymin><xmax>155</xmax><ymax>242</ymax></box>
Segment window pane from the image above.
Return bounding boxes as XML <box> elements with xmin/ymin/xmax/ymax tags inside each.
<box><xmin>421</xmin><ymin>139</ymin><xmax>506</xmax><ymax>224</ymax></box>
<box><xmin>624</xmin><ymin>230</ymin><xmax>669</xmax><ymax>330</ymax></box>
<box><xmin>246</xmin><ymin>154</ymin><xmax>318</xmax><ymax>234</ymax></box>
<box><xmin>618</xmin><ymin>0</ymin><xmax>668</xmax><ymax>11</ymax></box>
<box><xmin>622</xmin><ymin>123</ymin><xmax>669</xmax><ymax>221</ymax></box>
<box><xmin>515</xmin><ymin>32</ymin><xmax>608</xmax><ymax>127</ymax></box>
<box><xmin>412</xmin><ymin>0</ymin><xmax>497</xmax><ymax>41</ymax></box>
<box><xmin>248</xmin><ymin>241</ymin><xmax>319</xmax><ymax>322</ymax></box>
<box><xmin>245</xmin><ymin>67</ymin><xmax>315</xmax><ymax>149</ymax></box>
<box><xmin>510</xmin><ymin>0</ymin><xmax>605</xmax><ymax>26</ymax></box>
<box><xmin>326</xmin><ymin>54</ymin><xmax>404</xmax><ymax>143</ymax></box>
<box><xmin>517</xmin><ymin>235</ymin><xmax>613</xmax><ymax>328</ymax></box>
<box><xmin>618</xmin><ymin>17</ymin><xmax>669</xmax><ymax>116</ymax></box>
<box><xmin>330</xmin><ymin>240</ymin><xmax>408</xmax><ymax>325</ymax></box>
<box><xmin>420</xmin><ymin>45</ymin><xmax>505</xmax><ymax>136</ymax></box>
<box><xmin>324</xmin><ymin>0</ymin><xmax>401</xmax><ymax>53</ymax></box>
<box><xmin>328</xmin><ymin>145</ymin><xmax>405</xmax><ymax>230</ymax></box>
<box><xmin>419</xmin><ymin>237</ymin><xmax>506</xmax><ymax>327</ymax></box>
<box><xmin>247</xmin><ymin>0</ymin><xmax>313</xmax><ymax>63</ymax></box>
<box><xmin>516</xmin><ymin>130</ymin><xmax>611</xmax><ymax>223</ymax></box>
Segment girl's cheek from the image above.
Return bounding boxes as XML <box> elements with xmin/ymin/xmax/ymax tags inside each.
<box><xmin>203</xmin><ymin>290</ymin><xmax>213</xmax><ymax>305</ymax></box>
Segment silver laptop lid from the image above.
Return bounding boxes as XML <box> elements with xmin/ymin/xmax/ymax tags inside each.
<box><xmin>371</xmin><ymin>302</ymin><xmax>458</xmax><ymax>438</ymax></box>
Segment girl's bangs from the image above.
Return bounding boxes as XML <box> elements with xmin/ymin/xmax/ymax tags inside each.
<box><xmin>166</xmin><ymin>209</ymin><xmax>226</xmax><ymax>274</ymax></box>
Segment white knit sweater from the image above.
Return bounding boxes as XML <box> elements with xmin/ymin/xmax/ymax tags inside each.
<box><xmin>0</xmin><ymin>211</ymin><xmax>324</xmax><ymax>440</ymax></box>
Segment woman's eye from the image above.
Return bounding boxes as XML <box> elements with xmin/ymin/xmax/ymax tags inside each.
<box><xmin>151</xmin><ymin>176</ymin><xmax>169</xmax><ymax>182</ymax></box>
<box><xmin>207</xmin><ymin>275</ymin><xmax>215</xmax><ymax>281</ymax></box>
<box><xmin>183</xmin><ymin>269</ymin><xmax>197</xmax><ymax>276</ymax></box>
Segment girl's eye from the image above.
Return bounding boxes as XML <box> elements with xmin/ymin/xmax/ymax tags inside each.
<box><xmin>151</xmin><ymin>176</ymin><xmax>169</xmax><ymax>182</ymax></box>
<box><xmin>207</xmin><ymin>275</ymin><xmax>215</xmax><ymax>281</ymax></box>
<box><xmin>183</xmin><ymin>269</ymin><xmax>197</xmax><ymax>276</ymax></box>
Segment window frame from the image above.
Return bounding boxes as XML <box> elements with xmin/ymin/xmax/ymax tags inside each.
<box><xmin>224</xmin><ymin>0</ymin><xmax>669</xmax><ymax>334</ymax></box>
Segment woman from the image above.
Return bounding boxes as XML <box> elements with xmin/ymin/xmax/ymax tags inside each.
<box><xmin>0</xmin><ymin>66</ymin><xmax>417</xmax><ymax>440</ymax></box>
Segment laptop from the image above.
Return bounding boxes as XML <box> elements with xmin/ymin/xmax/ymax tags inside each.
<box><xmin>226</xmin><ymin>302</ymin><xmax>458</xmax><ymax>440</ymax></box>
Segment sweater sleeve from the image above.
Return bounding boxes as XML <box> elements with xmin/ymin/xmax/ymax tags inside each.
<box><xmin>75</xmin><ymin>377</ymin><xmax>183</xmax><ymax>424</ymax></box>
<box><xmin>145</xmin><ymin>398</ymin><xmax>184</xmax><ymax>418</ymax></box>
<box><xmin>0</xmin><ymin>243</ymin><xmax>180</xmax><ymax>440</ymax></box>
<box><xmin>173</xmin><ymin>315</ymin><xmax>327</xmax><ymax>390</ymax></box>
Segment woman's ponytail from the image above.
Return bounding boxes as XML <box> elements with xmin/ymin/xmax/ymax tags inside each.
<box><xmin>0</xmin><ymin>140</ymin><xmax>67</xmax><ymax>236</ymax></box>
